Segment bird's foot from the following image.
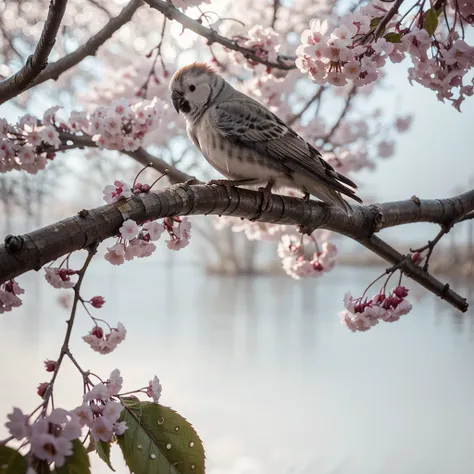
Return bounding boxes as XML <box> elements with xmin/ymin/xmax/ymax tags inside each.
<box><xmin>249</xmin><ymin>180</ymin><xmax>274</xmax><ymax>221</ymax></box>
<box><xmin>302</xmin><ymin>191</ymin><xmax>310</xmax><ymax>202</ymax></box>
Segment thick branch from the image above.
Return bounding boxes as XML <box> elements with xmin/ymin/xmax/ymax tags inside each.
<box><xmin>143</xmin><ymin>0</ymin><xmax>296</xmax><ymax>70</ymax></box>
<box><xmin>0</xmin><ymin>0</ymin><xmax>68</xmax><ymax>104</ymax></box>
<box><xmin>28</xmin><ymin>0</ymin><xmax>142</xmax><ymax>90</ymax></box>
<box><xmin>1</xmin><ymin>186</ymin><xmax>473</xmax><ymax>311</ymax></box>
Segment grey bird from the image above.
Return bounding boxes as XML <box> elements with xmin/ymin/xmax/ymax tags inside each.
<box><xmin>169</xmin><ymin>62</ymin><xmax>362</xmax><ymax>215</ymax></box>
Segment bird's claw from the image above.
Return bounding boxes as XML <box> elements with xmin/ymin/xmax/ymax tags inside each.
<box><xmin>249</xmin><ymin>182</ymin><xmax>274</xmax><ymax>221</ymax></box>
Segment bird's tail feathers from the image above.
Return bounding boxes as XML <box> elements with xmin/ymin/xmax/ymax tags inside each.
<box><xmin>303</xmin><ymin>180</ymin><xmax>354</xmax><ymax>216</ymax></box>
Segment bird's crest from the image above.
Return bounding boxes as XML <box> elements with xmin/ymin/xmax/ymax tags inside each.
<box><xmin>172</xmin><ymin>62</ymin><xmax>216</xmax><ymax>83</ymax></box>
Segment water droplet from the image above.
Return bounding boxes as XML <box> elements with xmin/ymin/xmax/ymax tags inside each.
<box><xmin>150</xmin><ymin>454</ymin><xmax>156</xmax><ymax>460</ymax></box>
<box><xmin>174</xmin><ymin>426</ymin><xmax>180</xmax><ymax>432</ymax></box>
<box><xmin>137</xmin><ymin>444</ymin><xmax>143</xmax><ymax>450</ymax></box>
<box><xmin>157</xmin><ymin>417</ymin><xmax>164</xmax><ymax>425</ymax></box>
<box><xmin>191</xmin><ymin>465</ymin><xmax>196</xmax><ymax>470</ymax></box>
<box><xmin>189</xmin><ymin>441</ymin><xmax>195</xmax><ymax>448</ymax></box>
<box><xmin>166</xmin><ymin>443</ymin><xmax>172</xmax><ymax>449</ymax></box>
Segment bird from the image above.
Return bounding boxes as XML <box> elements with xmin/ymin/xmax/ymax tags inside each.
<box><xmin>169</xmin><ymin>62</ymin><xmax>362</xmax><ymax>216</ymax></box>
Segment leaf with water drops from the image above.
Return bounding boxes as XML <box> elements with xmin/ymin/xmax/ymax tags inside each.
<box><xmin>0</xmin><ymin>446</ymin><xmax>28</xmax><ymax>474</ymax></box>
<box><xmin>94</xmin><ymin>440</ymin><xmax>115</xmax><ymax>472</ymax></box>
<box><xmin>53</xmin><ymin>439</ymin><xmax>91</xmax><ymax>474</ymax></box>
<box><xmin>117</xmin><ymin>398</ymin><xmax>205</xmax><ymax>474</ymax></box>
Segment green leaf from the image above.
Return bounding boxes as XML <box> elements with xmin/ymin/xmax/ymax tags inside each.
<box><xmin>94</xmin><ymin>441</ymin><xmax>115</xmax><ymax>472</ymax></box>
<box><xmin>53</xmin><ymin>439</ymin><xmax>91</xmax><ymax>474</ymax></box>
<box><xmin>370</xmin><ymin>17</ymin><xmax>382</xmax><ymax>29</ymax></box>
<box><xmin>384</xmin><ymin>32</ymin><xmax>402</xmax><ymax>43</ymax></box>
<box><xmin>117</xmin><ymin>398</ymin><xmax>205</xmax><ymax>474</ymax></box>
<box><xmin>423</xmin><ymin>8</ymin><xmax>438</xmax><ymax>36</ymax></box>
<box><xmin>0</xmin><ymin>446</ymin><xmax>28</xmax><ymax>474</ymax></box>
<box><xmin>32</xmin><ymin>460</ymin><xmax>52</xmax><ymax>474</ymax></box>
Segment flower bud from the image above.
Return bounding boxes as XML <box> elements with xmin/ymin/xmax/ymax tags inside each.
<box><xmin>412</xmin><ymin>252</ymin><xmax>422</xmax><ymax>265</ymax></box>
<box><xmin>44</xmin><ymin>360</ymin><xmax>57</xmax><ymax>372</ymax></box>
<box><xmin>37</xmin><ymin>382</ymin><xmax>49</xmax><ymax>398</ymax></box>
<box><xmin>90</xmin><ymin>296</ymin><xmax>105</xmax><ymax>309</ymax></box>
<box><xmin>91</xmin><ymin>326</ymin><xmax>104</xmax><ymax>339</ymax></box>
<box><xmin>394</xmin><ymin>286</ymin><xmax>409</xmax><ymax>298</ymax></box>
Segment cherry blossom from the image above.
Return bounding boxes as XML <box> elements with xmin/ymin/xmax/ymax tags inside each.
<box><xmin>44</xmin><ymin>267</ymin><xmax>77</xmax><ymax>289</ymax></box>
<box><xmin>339</xmin><ymin>285</ymin><xmax>412</xmax><ymax>332</ymax></box>
<box><xmin>146</xmin><ymin>376</ymin><xmax>162</xmax><ymax>404</ymax></box>
<box><xmin>5</xmin><ymin>407</ymin><xmax>29</xmax><ymax>440</ymax></box>
<box><xmin>119</xmin><ymin>219</ymin><xmax>139</xmax><ymax>240</ymax></box>
<box><xmin>90</xmin><ymin>296</ymin><xmax>105</xmax><ymax>309</ymax></box>
<box><xmin>103</xmin><ymin>180</ymin><xmax>132</xmax><ymax>204</ymax></box>
<box><xmin>0</xmin><ymin>279</ymin><xmax>24</xmax><ymax>313</ymax></box>
<box><xmin>83</xmin><ymin>323</ymin><xmax>127</xmax><ymax>354</ymax></box>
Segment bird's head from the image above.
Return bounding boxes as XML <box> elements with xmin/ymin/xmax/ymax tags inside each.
<box><xmin>169</xmin><ymin>62</ymin><xmax>217</xmax><ymax>117</ymax></box>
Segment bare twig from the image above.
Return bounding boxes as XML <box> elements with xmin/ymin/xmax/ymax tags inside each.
<box><xmin>287</xmin><ymin>87</ymin><xmax>326</xmax><ymax>126</ymax></box>
<box><xmin>271</xmin><ymin>0</ymin><xmax>280</xmax><ymax>28</ymax></box>
<box><xmin>28</xmin><ymin>0</ymin><xmax>142</xmax><ymax>90</ymax></box>
<box><xmin>0</xmin><ymin>0</ymin><xmax>68</xmax><ymax>104</ymax></box>
<box><xmin>143</xmin><ymin>0</ymin><xmax>296</xmax><ymax>70</ymax></box>
<box><xmin>41</xmin><ymin>243</ymin><xmax>99</xmax><ymax>412</ymax></box>
<box><xmin>324</xmin><ymin>86</ymin><xmax>356</xmax><ymax>142</ymax></box>
<box><xmin>410</xmin><ymin>223</ymin><xmax>453</xmax><ymax>271</ymax></box>
<box><xmin>373</xmin><ymin>0</ymin><xmax>405</xmax><ymax>38</ymax></box>
<box><xmin>1</xmin><ymin>186</ymin><xmax>473</xmax><ymax>311</ymax></box>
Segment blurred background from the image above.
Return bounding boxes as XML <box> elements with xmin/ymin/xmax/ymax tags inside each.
<box><xmin>0</xmin><ymin>0</ymin><xmax>474</xmax><ymax>472</ymax></box>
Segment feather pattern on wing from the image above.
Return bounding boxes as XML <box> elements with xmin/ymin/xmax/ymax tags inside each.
<box><xmin>208</xmin><ymin>99</ymin><xmax>362</xmax><ymax>204</ymax></box>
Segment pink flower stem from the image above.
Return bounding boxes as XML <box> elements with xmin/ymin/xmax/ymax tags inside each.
<box><xmin>360</xmin><ymin>272</ymin><xmax>387</xmax><ymax>300</ymax></box>
<box><xmin>133</xmin><ymin>162</ymin><xmax>154</xmax><ymax>189</ymax></box>
<box><xmin>149</xmin><ymin>169</ymin><xmax>169</xmax><ymax>190</ymax></box>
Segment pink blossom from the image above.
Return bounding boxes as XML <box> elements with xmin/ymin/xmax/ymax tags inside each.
<box><xmin>102</xmin><ymin>180</ymin><xmax>132</xmax><ymax>204</ymax></box>
<box><xmin>73</xmin><ymin>403</ymin><xmax>93</xmax><ymax>427</ymax></box>
<box><xmin>119</xmin><ymin>219</ymin><xmax>139</xmax><ymax>240</ymax></box>
<box><xmin>83</xmin><ymin>383</ymin><xmax>110</xmax><ymax>402</ymax></box>
<box><xmin>90</xmin><ymin>296</ymin><xmax>105</xmax><ymax>308</ymax></box>
<box><xmin>107</xmin><ymin>369</ymin><xmax>123</xmax><ymax>396</ymax></box>
<box><xmin>378</xmin><ymin>140</ymin><xmax>395</xmax><ymax>158</ymax></box>
<box><xmin>30</xmin><ymin>433</ymin><xmax>73</xmax><ymax>467</ymax></box>
<box><xmin>44</xmin><ymin>360</ymin><xmax>56</xmax><ymax>372</ymax></box>
<box><xmin>146</xmin><ymin>376</ymin><xmax>162</xmax><ymax>404</ymax></box>
<box><xmin>44</xmin><ymin>267</ymin><xmax>76</xmax><ymax>289</ymax></box>
<box><xmin>0</xmin><ymin>279</ymin><xmax>24</xmax><ymax>313</ymax></box>
<box><xmin>91</xmin><ymin>416</ymin><xmax>114</xmax><ymax>442</ymax></box>
<box><xmin>143</xmin><ymin>220</ymin><xmax>165</xmax><ymax>241</ymax></box>
<box><xmin>103</xmin><ymin>401</ymin><xmax>123</xmax><ymax>422</ymax></box>
<box><xmin>5</xmin><ymin>407</ymin><xmax>29</xmax><ymax>440</ymax></box>
<box><xmin>40</xmin><ymin>126</ymin><xmax>61</xmax><ymax>147</ymax></box>
<box><xmin>104</xmin><ymin>243</ymin><xmax>126</xmax><ymax>266</ymax></box>
<box><xmin>83</xmin><ymin>322</ymin><xmax>127</xmax><ymax>354</ymax></box>
<box><xmin>42</xmin><ymin>106</ymin><xmax>62</xmax><ymax>126</ymax></box>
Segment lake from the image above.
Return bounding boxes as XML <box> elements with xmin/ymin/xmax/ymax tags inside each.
<box><xmin>1</xmin><ymin>258</ymin><xmax>473</xmax><ymax>474</ymax></box>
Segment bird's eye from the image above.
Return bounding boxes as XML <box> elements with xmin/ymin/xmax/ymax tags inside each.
<box><xmin>189</xmin><ymin>85</ymin><xmax>196</xmax><ymax>92</ymax></box>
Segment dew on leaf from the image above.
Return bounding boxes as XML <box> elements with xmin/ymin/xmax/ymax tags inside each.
<box><xmin>191</xmin><ymin>465</ymin><xmax>195</xmax><ymax>470</ymax></box>
<box><xmin>157</xmin><ymin>417</ymin><xmax>164</xmax><ymax>425</ymax></box>
<box><xmin>166</xmin><ymin>443</ymin><xmax>172</xmax><ymax>449</ymax></box>
<box><xmin>174</xmin><ymin>426</ymin><xmax>180</xmax><ymax>432</ymax></box>
<box><xmin>137</xmin><ymin>444</ymin><xmax>143</xmax><ymax>450</ymax></box>
<box><xmin>189</xmin><ymin>441</ymin><xmax>195</xmax><ymax>448</ymax></box>
<box><xmin>150</xmin><ymin>454</ymin><xmax>156</xmax><ymax>460</ymax></box>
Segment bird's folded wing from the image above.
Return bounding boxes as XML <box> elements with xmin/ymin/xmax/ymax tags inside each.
<box><xmin>209</xmin><ymin>99</ymin><xmax>361</xmax><ymax>200</ymax></box>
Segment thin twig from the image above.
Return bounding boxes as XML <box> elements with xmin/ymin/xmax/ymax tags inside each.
<box><xmin>0</xmin><ymin>0</ymin><xmax>68</xmax><ymax>104</ymax></box>
<box><xmin>271</xmin><ymin>0</ymin><xmax>280</xmax><ymax>28</ymax></box>
<box><xmin>287</xmin><ymin>87</ymin><xmax>326</xmax><ymax>126</ymax></box>
<box><xmin>143</xmin><ymin>0</ymin><xmax>296</xmax><ymax>70</ymax></box>
<box><xmin>28</xmin><ymin>0</ymin><xmax>142</xmax><ymax>90</ymax></box>
<box><xmin>324</xmin><ymin>86</ymin><xmax>356</xmax><ymax>142</ymax></box>
<box><xmin>41</xmin><ymin>242</ymin><xmax>99</xmax><ymax>413</ymax></box>
<box><xmin>373</xmin><ymin>0</ymin><xmax>405</xmax><ymax>38</ymax></box>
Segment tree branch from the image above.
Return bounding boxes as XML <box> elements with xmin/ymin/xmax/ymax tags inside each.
<box><xmin>0</xmin><ymin>0</ymin><xmax>68</xmax><ymax>104</ymax></box>
<box><xmin>271</xmin><ymin>0</ymin><xmax>280</xmax><ymax>28</ymax></box>
<box><xmin>1</xmin><ymin>186</ymin><xmax>473</xmax><ymax>311</ymax></box>
<box><xmin>143</xmin><ymin>0</ymin><xmax>296</xmax><ymax>70</ymax></box>
<box><xmin>287</xmin><ymin>87</ymin><xmax>326</xmax><ymax>126</ymax></box>
<box><xmin>28</xmin><ymin>0</ymin><xmax>143</xmax><ymax>90</ymax></box>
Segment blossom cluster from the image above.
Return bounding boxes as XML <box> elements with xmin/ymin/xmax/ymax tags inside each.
<box><xmin>228</xmin><ymin>25</ymin><xmax>282</xmax><ymax>69</ymax></box>
<box><xmin>6</xmin><ymin>407</ymin><xmax>82</xmax><ymax>468</ymax></box>
<box><xmin>296</xmin><ymin>3</ymin><xmax>474</xmax><ymax>109</ymax></box>
<box><xmin>277</xmin><ymin>235</ymin><xmax>338</xmax><ymax>279</ymax></box>
<box><xmin>44</xmin><ymin>267</ymin><xmax>77</xmax><ymax>289</ymax></box>
<box><xmin>103</xmin><ymin>178</ymin><xmax>192</xmax><ymax>265</ymax></box>
<box><xmin>339</xmin><ymin>285</ymin><xmax>412</xmax><ymax>332</ymax></box>
<box><xmin>0</xmin><ymin>111</ymin><xmax>60</xmax><ymax>174</ymax></box>
<box><xmin>0</xmin><ymin>279</ymin><xmax>24</xmax><ymax>313</ymax></box>
<box><xmin>83</xmin><ymin>322</ymin><xmax>127</xmax><ymax>355</ymax></box>
<box><xmin>74</xmin><ymin>369</ymin><xmax>127</xmax><ymax>442</ymax></box>
<box><xmin>0</xmin><ymin>98</ymin><xmax>167</xmax><ymax>175</ymax></box>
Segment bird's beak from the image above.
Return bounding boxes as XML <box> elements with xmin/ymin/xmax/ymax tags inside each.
<box><xmin>171</xmin><ymin>90</ymin><xmax>184</xmax><ymax>113</ymax></box>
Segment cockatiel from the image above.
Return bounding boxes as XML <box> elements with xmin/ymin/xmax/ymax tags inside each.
<box><xmin>169</xmin><ymin>62</ymin><xmax>362</xmax><ymax>215</ymax></box>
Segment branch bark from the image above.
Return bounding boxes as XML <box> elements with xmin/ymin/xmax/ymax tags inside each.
<box><xmin>0</xmin><ymin>0</ymin><xmax>68</xmax><ymax>104</ymax></box>
<box><xmin>28</xmin><ymin>0</ymin><xmax>142</xmax><ymax>90</ymax></box>
<box><xmin>143</xmin><ymin>0</ymin><xmax>296</xmax><ymax>70</ymax></box>
<box><xmin>1</xmin><ymin>186</ymin><xmax>473</xmax><ymax>311</ymax></box>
